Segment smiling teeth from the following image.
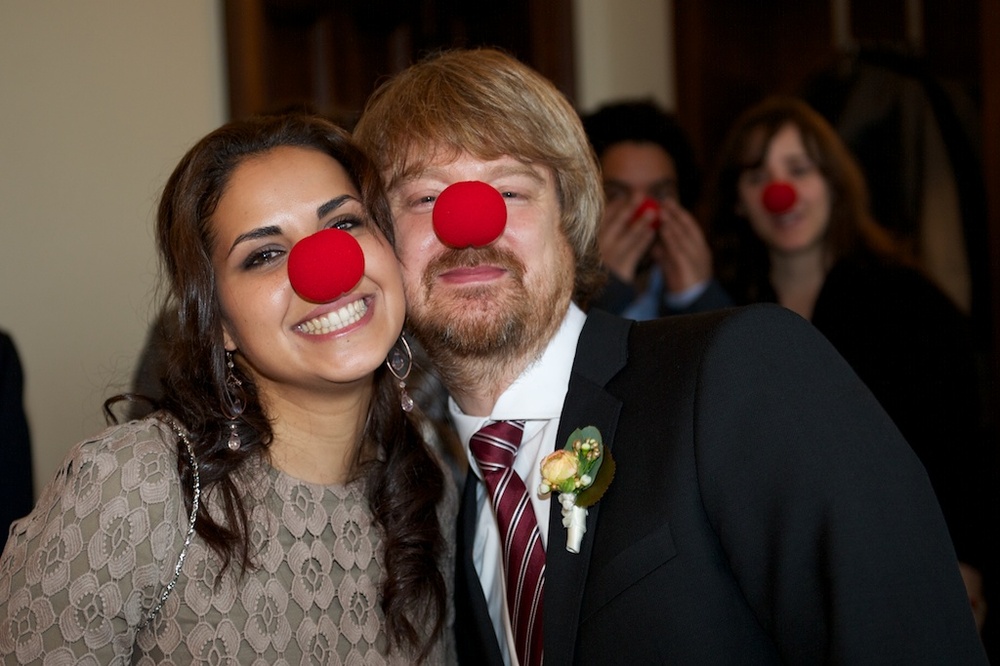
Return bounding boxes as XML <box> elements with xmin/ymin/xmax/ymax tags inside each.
<box><xmin>298</xmin><ymin>299</ymin><xmax>368</xmax><ymax>335</ymax></box>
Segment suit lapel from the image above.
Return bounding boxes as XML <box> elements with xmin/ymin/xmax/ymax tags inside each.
<box><xmin>543</xmin><ymin>310</ymin><xmax>631</xmax><ymax>664</ymax></box>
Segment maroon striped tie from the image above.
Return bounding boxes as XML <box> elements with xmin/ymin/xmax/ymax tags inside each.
<box><xmin>469</xmin><ymin>420</ymin><xmax>545</xmax><ymax>666</ymax></box>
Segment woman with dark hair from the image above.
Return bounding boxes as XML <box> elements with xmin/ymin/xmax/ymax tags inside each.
<box><xmin>0</xmin><ymin>114</ymin><xmax>455</xmax><ymax>663</ymax></box>
<box><xmin>708</xmin><ymin>95</ymin><xmax>990</xmax><ymax>631</ymax></box>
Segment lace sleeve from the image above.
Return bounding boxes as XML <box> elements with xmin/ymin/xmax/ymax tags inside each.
<box><xmin>0</xmin><ymin>418</ymin><xmax>187</xmax><ymax>663</ymax></box>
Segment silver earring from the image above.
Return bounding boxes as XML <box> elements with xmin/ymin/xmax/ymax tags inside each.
<box><xmin>386</xmin><ymin>336</ymin><xmax>414</xmax><ymax>412</ymax></box>
<box><xmin>223</xmin><ymin>351</ymin><xmax>245</xmax><ymax>450</ymax></box>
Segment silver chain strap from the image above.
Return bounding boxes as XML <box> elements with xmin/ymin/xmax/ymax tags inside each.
<box><xmin>137</xmin><ymin>418</ymin><xmax>201</xmax><ymax>629</ymax></box>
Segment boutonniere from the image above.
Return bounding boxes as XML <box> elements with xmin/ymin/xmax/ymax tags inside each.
<box><xmin>538</xmin><ymin>426</ymin><xmax>615</xmax><ymax>553</ymax></box>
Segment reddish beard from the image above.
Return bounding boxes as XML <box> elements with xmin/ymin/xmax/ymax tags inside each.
<box><xmin>406</xmin><ymin>245</ymin><xmax>566</xmax><ymax>362</ymax></box>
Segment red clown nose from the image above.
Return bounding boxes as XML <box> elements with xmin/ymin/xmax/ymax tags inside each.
<box><xmin>761</xmin><ymin>181</ymin><xmax>797</xmax><ymax>214</ymax></box>
<box><xmin>432</xmin><ymin>181</ymin><xmax>507</xmax><ymax>248</ymax></box>
<box><xmin>287</xmin><ymin>228</ymin><xmax>365</xmax><ymax>303</ymax></box>
<box><xmin>629</xmin><ymin>197</ymin><xmax>661</xmax><ymax>229</ymax></box>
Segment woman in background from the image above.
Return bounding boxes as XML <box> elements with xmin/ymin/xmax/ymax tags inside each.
<box><xmin>0</xmin><ymin>113</ymin><xmax>455</xmax><ymax>663</ymax></box>
<box><xmin>709</xmin><ymin>95</ymin><xmax>991</xmax><ymax>631</ymax></box>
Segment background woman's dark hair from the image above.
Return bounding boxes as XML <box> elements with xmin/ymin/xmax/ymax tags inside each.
<box><xmin>155</xmin><ymin>112</ymin><xmax>446</xmax><ymax>658</ymax></box>
<box><xmin>708</xmin><ymin>96</ymin><xmax>903</xmax><ymax>304</ymax></box>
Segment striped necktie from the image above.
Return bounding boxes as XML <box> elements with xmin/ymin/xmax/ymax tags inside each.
<box><xmin>469</xmin><ymin>420</ymin><xmax>545</xmax><ymax>666</ymax></box>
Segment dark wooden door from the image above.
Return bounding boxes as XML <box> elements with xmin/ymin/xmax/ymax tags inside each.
<box><xmin>224</xmin><ymin>0</ymin><xmax>574</xmax><ymax>126</ymax></box>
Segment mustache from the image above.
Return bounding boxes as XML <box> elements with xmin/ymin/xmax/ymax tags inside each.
<box><xmin>425</xmin><ymin>245</ymin><xmax>526</xmax><ymax>281</ymax></box>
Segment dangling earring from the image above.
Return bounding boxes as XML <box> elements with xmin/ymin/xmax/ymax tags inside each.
<box><xmin>386</xmin><ymin>335</ymin><xmax>414</xmax><ymax>412</ymax></box>
<box><xmin>222</xmin><ymin>351</ymin><xmax>245</xmax><ymax>450</ymax></box>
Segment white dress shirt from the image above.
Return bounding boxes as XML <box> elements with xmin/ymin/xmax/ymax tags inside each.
<box><xmin>450</xmin><ymin>303</ymin><xmax>587</xmax><ymax>665</ymax></box>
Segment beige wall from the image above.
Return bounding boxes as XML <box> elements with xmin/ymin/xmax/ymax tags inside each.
<box><xmin>0</xmin><ymin>1</ymin><xmax>227</xmax><ymax>491</ymax></box>
<box><xmin>574</xmin><ymin>0</ymin><xmax>675</xmax><ymax>113</ymax></box>
<box><xmin>0</xmin><ymin>0</ymin><xmax>669</xmax><ymax>497</ymax></box>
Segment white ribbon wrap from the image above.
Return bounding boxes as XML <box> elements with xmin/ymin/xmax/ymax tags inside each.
<box><xmin>558</xmin><ymin>492</ymin><xmax>589</xmax><ymax>553</ymax></box>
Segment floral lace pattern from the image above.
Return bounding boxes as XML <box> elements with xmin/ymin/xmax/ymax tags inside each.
<box><xmin>0</xmin><ymin>418</ymin><xmax>456</xmax><ymax>664</ymax></box>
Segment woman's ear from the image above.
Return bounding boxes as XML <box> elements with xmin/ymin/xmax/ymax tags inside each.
<box><xmin>222</xmin><ymin>322</ymin><xmax>238</xmax><ymax>352</ymax></box>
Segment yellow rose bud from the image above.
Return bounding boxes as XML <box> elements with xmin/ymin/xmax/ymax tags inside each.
<box><xmin>540</xmin><ymin>450</ymin><xmax>579</xmax><ymax>493</ymax></box>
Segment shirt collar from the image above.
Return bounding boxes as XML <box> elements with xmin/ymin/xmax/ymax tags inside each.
<box><xmin>450</xmin><ymin>303</ymin><xmax>586</xmax><ymax>443</ymax></box>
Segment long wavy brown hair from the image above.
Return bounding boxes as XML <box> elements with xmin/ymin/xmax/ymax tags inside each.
<box><xmin>708</xmin><ymin>96</ymin><xmax>903</xmax><ymax>304</ymax></box>
<box><xmin>154</xmin><ymin>113</ymin><xmax>446</xmax><ymax>659</ymax></box>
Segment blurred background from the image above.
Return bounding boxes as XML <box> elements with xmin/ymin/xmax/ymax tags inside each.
<box><xmin>1</xmin><ymin>0</ymin><xmax>996</xmax><ymax>548</ymax></box>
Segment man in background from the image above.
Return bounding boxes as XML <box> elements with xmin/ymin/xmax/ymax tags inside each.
<box><xmin>582</xmin><ymin>100</ymin><xmax>730</xmax><ymax>318</ymax></box>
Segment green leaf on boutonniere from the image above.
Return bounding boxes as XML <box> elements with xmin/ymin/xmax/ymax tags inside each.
<box><xmin>560</xmin><ymin>426</ymin><xmax>614</xmax><ymax>508</ymax></box>
<box><xmin>576</xmin><ymin>447</ymin><xmax>614</xmax><ymax>507</ymax></box>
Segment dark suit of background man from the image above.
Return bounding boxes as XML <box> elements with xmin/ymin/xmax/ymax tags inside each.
<box><xmin>0</xmin><ymin>330</ymin><xmax>33</xmax><ymax>554</ymax></box>
<box><xmin>353</xmin><ymin>48</ymin><xmax>988</xmax><ymax>664</ymax></box>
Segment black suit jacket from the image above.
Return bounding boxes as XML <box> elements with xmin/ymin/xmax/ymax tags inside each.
<box><xmin>455</xmin><ymin>305</ymin><xmax>986</xmax><ymax>664</ymax></box>
<box><xmin>811</xmin><ymin>256</ymin><xmax>991</xmax><ymax>572</ymax></box>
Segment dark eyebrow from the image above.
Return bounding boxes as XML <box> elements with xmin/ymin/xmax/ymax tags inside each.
<box><xmin>226</xmin><ymin>194</ymin><xmax>361</xmax><ymax>258</ymax></box>
<box><xmin>317</xmin><ymin>194</ymin><xmax>358</xmax><ymax>220</ymax></box>
<box><xmin>228</xmin><ymin>225</ymin><xmax>281</xmax><ymax>257</ymax></box>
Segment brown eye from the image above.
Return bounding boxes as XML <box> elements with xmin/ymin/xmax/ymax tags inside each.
<box><xmin>242</xmin><ymin>247</ymin><xmax>285</xmax><ymax>270</ymax></box>
<box><xmin>604</xmin><ymin>185</ymin><xmax>628</xmax><ymax>203</ymax></box>
<box><xmin>329</xmin><ymin>215</ymin><xmax>363</xmax><ymax>232</ymax></box>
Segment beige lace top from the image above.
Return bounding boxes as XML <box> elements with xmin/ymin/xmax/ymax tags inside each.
<box><xmin>0</xmin><ymin>417</ymin><xmax>457</xmax><ymax>665</ymax></box>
